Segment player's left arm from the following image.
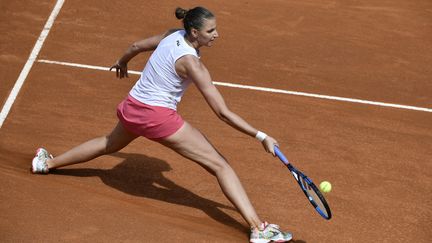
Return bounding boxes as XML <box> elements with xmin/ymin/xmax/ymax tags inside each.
<box><xmin>111</xmin><ymin>28</ymin><xmax>180</xmax><ymax>78</ymax></box>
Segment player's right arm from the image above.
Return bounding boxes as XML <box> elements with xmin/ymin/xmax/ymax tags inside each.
<box><xmin>176</xmin><ymin>55</ymin><xmax>279</xmax><ymax>155</ymax></box>
<box><xmin>110</xmin><ymin>28</ymin><xmax>180</xmax><ymax>79</ymax></box>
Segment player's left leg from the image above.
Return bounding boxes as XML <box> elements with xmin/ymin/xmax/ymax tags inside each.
<box><xmin>157</xmin><ymin>121</ymin><xmax>293</xmax><ymax>242</ymax></box>
<box><xmin>157</xmin><ymin>121</ymin><xmax>262</xmax><ymax>228</ymax></box>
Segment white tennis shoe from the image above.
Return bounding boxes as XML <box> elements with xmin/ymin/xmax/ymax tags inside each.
<box><xmin>31</xmin><ymin>148</ymin><xmax>52</xmax><ymax>174</ymax></box>
<box><xmin>250</xmin><ymin>222</ymin><xmax>293</xmax><ymax>243</ymax></box>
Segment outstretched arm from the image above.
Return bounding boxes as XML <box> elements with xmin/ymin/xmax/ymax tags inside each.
<box><xmin>176</xmin><ymin>55</ymin><xmax>279</xmax><ymax>155</ymax></box>
<box><xmin>110</xmin><ymin>29</ymin><xmax>180</xmax><ymax>79</ymax></box>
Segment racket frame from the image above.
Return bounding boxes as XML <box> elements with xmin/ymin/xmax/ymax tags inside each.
<box><xmin>274</xmin><ymin>146</ymin><xmax>332</xmax><ymax>220</ymax></box>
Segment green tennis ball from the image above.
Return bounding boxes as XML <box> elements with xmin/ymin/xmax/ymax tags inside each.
<box><xmin>320</xmin><ymin>181</ymin><xmax>332</xmax><ymax>193</ymax></box>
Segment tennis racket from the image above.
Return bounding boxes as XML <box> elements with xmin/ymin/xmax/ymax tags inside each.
<box><xmin>274</xmin><ymin>146</ymin><xmax>332</xmax><ymax>220</ymax></box>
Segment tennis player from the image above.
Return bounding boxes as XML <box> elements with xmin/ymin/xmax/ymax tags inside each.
<box><xmin>31</xmin><ymin>6</ymin><xmax>292</xmax><ymax>243</ymax></box>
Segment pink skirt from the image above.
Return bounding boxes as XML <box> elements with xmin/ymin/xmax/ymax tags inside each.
<box><xmin>117</xmin><ymin>95</ymin><xmax>184</xmax><ymax>139</ymax></box>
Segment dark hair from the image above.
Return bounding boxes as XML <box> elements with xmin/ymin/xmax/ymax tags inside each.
<box><xmin>175</xmin><ymin>7</ymin><xmax>215</xmax><ymax>35</ymax></box>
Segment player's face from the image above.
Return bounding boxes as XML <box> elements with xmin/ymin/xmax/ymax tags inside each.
<box><xmin>196</xmin><ymin>18</ymin><xmax>219</xmax><ymax>47</ymax></box>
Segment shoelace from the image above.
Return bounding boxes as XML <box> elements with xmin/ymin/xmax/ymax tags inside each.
<box><xmin>37</xmin><ymin>154</ymin><xmax>46</xmax><ymax>169</ymax></box>
<box><xmin>267</xmin><ymin>223</ymin><xmax>280</xmax><ymax>230</ymax></box>
<box><xmin>36</xmin><ymin>150</ymin><xmax>51</xmax><ymax>171</ymax></box>
<box><xmin>251</xmin><ymin>222</ymin><xmax>281</xmax><ymax>233</ymax></box>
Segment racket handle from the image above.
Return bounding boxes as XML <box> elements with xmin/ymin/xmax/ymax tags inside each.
<box><xmin>274</xmin><ymin>146</ymin><xmax>289</xmax><ymax>165</ymax></box>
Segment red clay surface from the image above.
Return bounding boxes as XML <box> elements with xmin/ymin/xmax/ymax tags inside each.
<box><xmin>1</xmin><ymin>0</ymin><xmax>431</xmax><ymax>242</ymax></box>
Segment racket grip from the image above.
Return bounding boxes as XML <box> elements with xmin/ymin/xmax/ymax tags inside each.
<box><xmin>274</xmin><ymin>146</ymin><xmax>289</xmax><ymax>165</ymax></box>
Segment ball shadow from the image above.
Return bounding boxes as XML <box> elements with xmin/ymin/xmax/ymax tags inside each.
<box><xmin>51</xmin><ymin>151</ymin><xmax>248</xmax><ymax>233</ymax></box>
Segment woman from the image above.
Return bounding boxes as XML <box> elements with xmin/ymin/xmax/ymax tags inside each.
<box><xmin>31</xmin><ymin>6</ymin><xmax>292</xmax><ymax>243</ymax></box>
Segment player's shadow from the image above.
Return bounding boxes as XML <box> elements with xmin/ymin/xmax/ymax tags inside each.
<box><xmin>51</xmin><ymin>151</ymin><xmax>248</xmax><ymax>233</ymax></box>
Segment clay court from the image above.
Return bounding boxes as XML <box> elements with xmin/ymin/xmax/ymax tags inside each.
<box><xmin>1</xmin><ymin>0</ymin><xmax>431</xmax><ymax>242</ymax></box>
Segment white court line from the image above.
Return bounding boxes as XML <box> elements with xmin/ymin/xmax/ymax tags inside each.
<box><xmin>0</xmin><ymin>0</ymin><xmax>65</xmax><ymax>128</ymax></box>
<box><xmin>37</xmin><ymin>59</ymin><xmax>432</xmax><ymax>113</ymax></box>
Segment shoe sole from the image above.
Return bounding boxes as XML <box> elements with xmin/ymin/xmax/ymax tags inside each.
<box><xmin>250</xmin><ymin>238</ymin><xmax>293</xmax><ymax>243</ymax></box>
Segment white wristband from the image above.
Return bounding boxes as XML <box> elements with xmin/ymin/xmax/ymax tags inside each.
<box><xmin>255</xmin><ymin>131</ymin><xmax>267</xmax><ymax>142</ymax></box>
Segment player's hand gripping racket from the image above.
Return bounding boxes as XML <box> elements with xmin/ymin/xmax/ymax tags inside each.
<box><xmin>274</xmin><ymin>146</ymin><xmax>332</xmax><ymax>220</ymax></box>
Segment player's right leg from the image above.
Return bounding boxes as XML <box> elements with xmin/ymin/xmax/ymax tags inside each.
<box><xmin>31</xmin><ymin>121</ymin><xmax>138</xmax><ymax>174</ymax></box>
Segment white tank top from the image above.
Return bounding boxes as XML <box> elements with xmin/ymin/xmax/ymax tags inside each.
<box><xmin>129</xmin><ymin>30</ymin><xmax>199</xmax><ymax>110</ymax></box>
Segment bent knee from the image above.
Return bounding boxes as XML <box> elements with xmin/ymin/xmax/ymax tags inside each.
<box><xmin>103</xmin><ymin>135</ymin><xmax>121</xmax><ymax>154</ymax></box>
<box><xmin>208</xmin><ymin>159</ymin><xmax>233</xmax><ymax>175</ymax></box>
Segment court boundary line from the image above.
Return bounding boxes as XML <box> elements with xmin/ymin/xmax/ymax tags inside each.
<box><xmin>36</xmin><ymin>59</ymin><xmax>432</xmax><ymax>113</ymax></box>
<box><xmin>0</xmin><ymin>0</ymin><xmax>66</xmax><ymax>128</ymax></box>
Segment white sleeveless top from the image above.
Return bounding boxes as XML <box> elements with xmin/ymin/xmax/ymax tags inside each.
<box><xmin>129</xmin><ymin>30</ymin><xmax>199</xmax><ymax>110</ymax></box>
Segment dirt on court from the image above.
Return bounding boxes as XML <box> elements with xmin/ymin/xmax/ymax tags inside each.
<box><xmin>1</xmin><ymin>0</ymin><xmax>431</xmax><ymax>242</ymax></box>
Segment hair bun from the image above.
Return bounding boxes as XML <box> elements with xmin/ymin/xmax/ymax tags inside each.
<box><xmin>175</xmin><ymin>7</ymin><xmax>188</xmax><ymax>19</ymax></box>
